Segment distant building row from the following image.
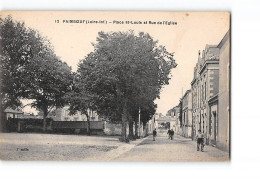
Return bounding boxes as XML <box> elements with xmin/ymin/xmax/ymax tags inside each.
<box><xmin>169</xmin><ymin>30</ymin><xmax>230</xmax><ymax>152</ymax></box>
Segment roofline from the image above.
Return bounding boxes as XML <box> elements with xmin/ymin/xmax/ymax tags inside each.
<box><xmin>198</xmin><ymin>59</ymin><xmax>219</xmax><ymax>74</ymax></box>
<box><xmin>217</xmin><ymin>30</ymin><xmax>230</xmax><ymax>49</ymax></box>
<box><xmin>191</xmin><ymin>78</ymin><xmax>196</xmax><ymax>85</ymax></box>
<box><xmin>182</xmin><ymin>89</ymin><xmax>191</xmax><ymax>98</ymax></box>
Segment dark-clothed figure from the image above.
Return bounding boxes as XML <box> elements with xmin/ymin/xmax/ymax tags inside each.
<box><xmin>170</xmin><ymin>129</ymin><xmax>174</xmax><ymax>140</ymax></box>
<box><xmin>153</xmin><ymin>128</ymin><xmax>157</xmax><ymax>141</ymax></box>
<box><xmin>167</xmin><ymin>129</ymin><xmax>171</xmax><ymax>139</ymax></box>
<box><xmin>196</xmin><ymin>130</ymin><xmax>204</xmax><ymax>152</ymax></box>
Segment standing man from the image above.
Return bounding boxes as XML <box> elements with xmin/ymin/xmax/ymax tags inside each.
<box><xmin>153</xmin><ymin>128</ymin><xmax>157</xmax><ymax>141</ymax></box>
<box><xmin>167</xmin><ymin>128</ymin><xmax>171</xmax><ymax>139</ymax></box>
<box><xmin>170</xmin><ymin>129</ymin><xmax>174</xmax><ymax>140</ymax></box>
<box><xmin>196</xmin><ymin>129</ymin><xmax>204</xmax><ymax>152</ymax></box>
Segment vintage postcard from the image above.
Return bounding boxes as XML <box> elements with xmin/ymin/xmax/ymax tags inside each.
<box><xmin>0</xmin><ymin>11</ymin><xmax>230</xmax><ymax>161</ymax></box>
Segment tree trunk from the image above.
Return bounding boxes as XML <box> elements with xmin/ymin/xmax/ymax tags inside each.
<box><xmin>134</xmin><ymin>115</ymin><xmax>139</xmax><ymax>139</ymax></box>
<box><xmin>138</xmin><ymin>107</ymin><xmax>141</xmax><ymax>138</ymax></box>
<box><xmin>121</xmin><ymin>101</ymin><xmax>128</xmax><ymax>142</ymax></box>
<box><xmin>43</xmin><ymin>107</ymin><xmax>48</xmax><ymax>132</ymax></box>
<box><xmin>0</xmin><ymin>106</ymin><xmax>7</xmax><ymax>132</ymax></box>
<box><xmin>128</xmin><ymin>114</ymin><xmax>134</xmax><ymax>140</ymax></box>
<box><xmin>86</xmin><ymin>113</ymin><xmax>91</xmax><ymax>135</ymax></box>
<box><xmin>143</xmin><ymin>121</ymin><xmax>147</xmax><ymax>137</ymax></box>
<box><xmin>0</xmin><ymin>61</ymin><xmax>4</xmax><ymax>132</ymax></box>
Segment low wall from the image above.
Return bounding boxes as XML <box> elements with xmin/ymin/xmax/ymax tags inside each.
<box><xmin>52</xmin><ymin>121</ymin><xmax>105</xmax><ymax>130</ymax></box>
<box><xmin>104</xmin><ymin>121</ymin><xmax>149</xmax><ymax>137</ymax></box>
<box><xmin>104</xmin><ymin>122</ymin><xmax>124</xmax><ymax>136</ymax></box>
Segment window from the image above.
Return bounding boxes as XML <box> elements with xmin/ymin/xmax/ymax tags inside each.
<box><xmin>204</xmin><ymin>82</ymin><xmax>207</xmax><ymax>100</ymax></box>
<box><xmin>197</xmin><ymin>88</ymin><xmax>199</xmax><ymax>107</ymax></box>
<box><xmin>202</xmin><ymin>84</ymin><xmax>204</xmax><ymax>101</ymax></box>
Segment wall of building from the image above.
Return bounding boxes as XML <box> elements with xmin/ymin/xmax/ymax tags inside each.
<box><xmin>209</xmin><ymin>69</ymin><xmax>219</xmax><ymax>97</ymax></box>
<box><xmin>191</xmin><ymin>45</ymin><xmax>220</xmax><ymax>143</ymax></box>
<box><xmin>49</xmin><ymin>107</ymin><xmax>100</xmax><ymax>122</ymax></box>
<box><xmin>6</xmin><ymin>113</ymin><xmax>23</xmax><ymax>119</ymax></box>
<box><xmin>181</xmin><ymin>91</ymin><xmax>193</xmax><ymax>138</ymax></box>
<box><xmin>217</xmin><ymin>31</ymin><xmax>230</xmax><ymax>152</ymax></box>
<box><xmin>209</xmin><ymin>103</ymin><xmax>218</xmax><ymax>145</ymax></box>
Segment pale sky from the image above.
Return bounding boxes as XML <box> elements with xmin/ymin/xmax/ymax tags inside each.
<box><xmin>1</xmin><ymin>11</ymin><xmax>230</xmax><ymax>115</ymax></box>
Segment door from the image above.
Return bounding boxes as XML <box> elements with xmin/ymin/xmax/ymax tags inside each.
<box><xmin>213</xmin><ymin>111</ymin><xmax>217</xmax><ymax>145</ymax></box>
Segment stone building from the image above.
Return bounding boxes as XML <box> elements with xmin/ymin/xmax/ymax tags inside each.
<box><xmin>191</xmin><ymin>45</ymin><xmax>220</xmax><ymax>143</ymax></box>
<box><xmin>49</xmin><ymin>106</ymin><xmax>101</xmax><ymax>121</ymax></box>
<box><xmin>167</xmin><ymin>30</ymin><xmax>230</xmax><ymax>151</ymax></box>
<box><xmin>166</xmin><ymin>106</ymin><xmax>180</xmax><ymax>132</ymax></box>
<box><xmin>181</xmin><ymin>90</ymin><xmax>192</xmax><ymax>138</ymax></box>
<box><xmin>4</xmin><ymin>108</ymin><xmax>23</xmax><ymax>119</ymax></box>
<box><xmin>172</xmin><ymin>106</ymin><xmax>181</xmax><ymax>133</ymax></box>
<box><xmin>217</xmin><ymin>30</ymin><xmax>230</xmax><ymax>152</ymax></box>
<box><xmin>1</xmin><ymin>108</ymin><xmax>23</xmax><ymax>131</ymax></box>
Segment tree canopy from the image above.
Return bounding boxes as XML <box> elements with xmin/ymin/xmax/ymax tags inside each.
<box><xmin>1</xmin><ymin>16</ymin><xmax>33</xmax><ymax>109</ymax></box>
<box><xmin>0</xmin><ymin>16</ymin><xmax>73</xmax><ymax>130</ymax></box>
<box><xmin>77</xmin><ymin>30</ymin><xmax>177</xmax><ymax>141</ymax></box>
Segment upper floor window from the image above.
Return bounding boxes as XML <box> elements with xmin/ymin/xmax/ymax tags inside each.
<box><xmin>202</xmin><ymin>84</ymin><xmax>204</xmax><ymax>102</ymax></box>
<box><xmin>204</xmin><ymin>82</ymin><xmax>207</xmax><ymax>100</ymax></box>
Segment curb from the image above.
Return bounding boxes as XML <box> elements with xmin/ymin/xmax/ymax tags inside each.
<box><xmin>83</xmin><ymin>135</ymin><xmax>148</xmax><ymax>161</ymax></box>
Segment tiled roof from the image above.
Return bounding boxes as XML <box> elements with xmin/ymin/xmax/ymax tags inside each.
<box><xmin>4</xmin><ymin>108</ymin><xmax>23</xmax><ymax>114</ymax></box>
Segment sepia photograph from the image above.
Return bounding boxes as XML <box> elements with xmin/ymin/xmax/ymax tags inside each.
<box><xmin>0</xmin><ymin>11</ymin><xmax>230</xmax><ymax>162</ymax></box>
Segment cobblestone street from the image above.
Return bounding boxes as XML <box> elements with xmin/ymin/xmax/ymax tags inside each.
<box><xmin>0</xmin><ymin>130</ymin><xmax>229</xmax><ymax>161</ymax></box>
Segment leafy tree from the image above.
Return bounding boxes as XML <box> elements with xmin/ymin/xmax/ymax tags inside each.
<box><xmin>25</xmin><ymin>54</ymin><xmax>73</xmax><ymax>131</ymax></box>
<box><xmin>0</xmin><ymin>16</ymin><xmax>32</xmax><ymax>111</ymax></box>
<box><xmin>0</xmin><ymin>16</ymin><xmax>73</xmax><ymax>131</ymax></box>
<box><xmin>64</xmin><ymin>75</ymin><xmax>96</xmax><ymax>135</ymax></box>
<box><xmin>0</xmin><ymin>16</ymin><xmax>40</xmax><ymax>131</ymax></box>
<box><xmin>78</xmin><ymin>30</ymin><xmax>176</xmax><ymax>142</ymax></box>
<box><xmin>128</xmin><ymin>99</ymin><xmax>157</xmax><ymax>139</ymax></box>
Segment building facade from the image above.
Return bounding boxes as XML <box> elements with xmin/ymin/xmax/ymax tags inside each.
<box><xmin>168</xmin><ymin>30</ymin><xmax>230</xmax><ymax>151</ymax></box>
<box><xmin>171</xmin><ymin>106</ymin><xmax>180</xmax><ymax>132</ymax></box>
<box><xmin>49</xmin><ymin>106</ymin><xmax>101</xmax><ymax>121</ymax></box>
<box><xmin>4</xmin><ymin>108</ymin><xmax>23</xmax><ymax>119</ymax></box>
<box><xmin>1</xmin><ymin>108</ymin><xmax>23</xmax><ymax>131</ymax></box>
<box><xmin>217</xmin><ymin>30</ymin><xmax>230</xmax><ymax>152</ymax></box>
<box><xmin>181</xmin><ymin>90</ymin><xmax>192</xmax><ymax>138</ymax></box>
<box><xmin>191</xmin><ymin>45</ymin><xmax>220</xmax><ymax>144</ymax></box>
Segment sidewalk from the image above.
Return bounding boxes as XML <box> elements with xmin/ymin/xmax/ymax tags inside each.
<box><xmin>85</xmin><ymin>136</ymin><xmax>148</xmax><ymax>161</ymax></box>
<box><xmin>174</xmin><ymin>134</ymin><xmax>230</xmax><ymax>161</ymax></box>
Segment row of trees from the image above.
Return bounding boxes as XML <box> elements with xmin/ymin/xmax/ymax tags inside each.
<box><xmin>67</xmin><ymin>31</ymin><xmax>177</xmax><ymax>141</ymax></box>
<box><xmin>0</xmin><ymin>16</ymin><xmax>177</xmax><ymax>142</ymax></box>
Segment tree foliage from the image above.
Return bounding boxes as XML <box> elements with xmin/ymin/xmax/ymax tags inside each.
<box><xmin>0</xmin><ymin>16</ymin><xmax>73</xmax><ymax>130</ymax></box>
<box><xmin>0</xmin><ymin>16</ymin><xmax>33</xmax><ymax>109</ymax></box>
<box><xmin>64</xmin><ymin>75</ymin><xmax>96</xmax><ymax>134</ymax></box>
<box><xmin>78</xmin><ymin>30</ymin><xmax>177</xmax><ymax>141</ymax></box>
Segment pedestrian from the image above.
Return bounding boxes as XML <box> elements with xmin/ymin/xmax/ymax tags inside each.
<box><xmin>196</xmin><ymin>129</ymin><xmax>204</xmax><ymax>152</ymax></box>
<box><xmin>170</xmin><ymin>129</ymin><xmax>174</xmax><ymax>140</ymax></box>
<box><xmin>167</xmin><ymin>128</ymin><xmax>171</xmax><ymax>139</ymax></box>
<box><xmin>153</xmin><ymin>128</ymin><xmax>157</xmax><ymax>141</ymax></box>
